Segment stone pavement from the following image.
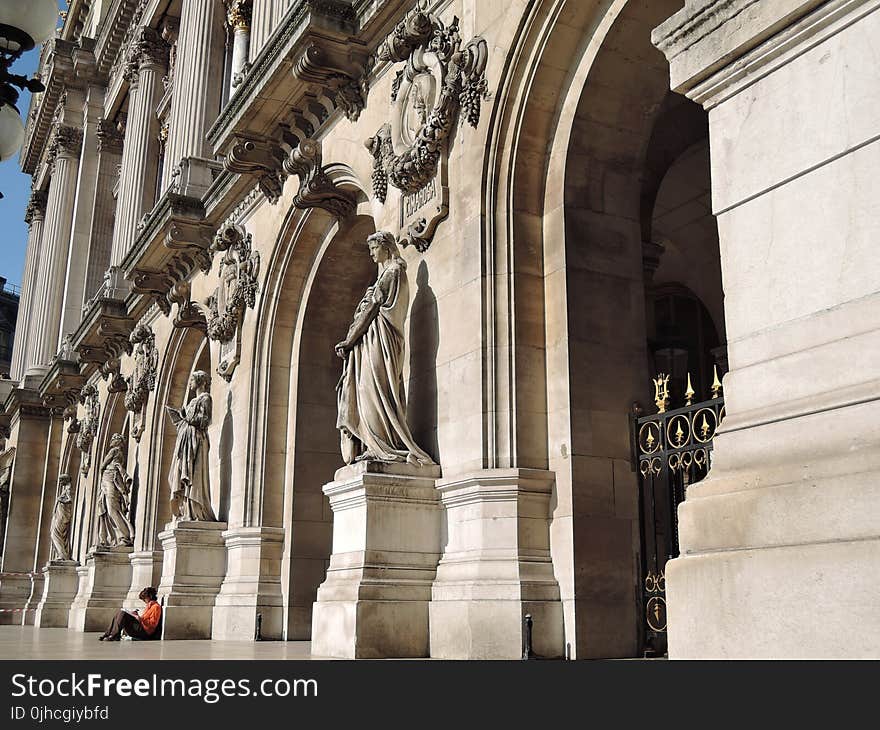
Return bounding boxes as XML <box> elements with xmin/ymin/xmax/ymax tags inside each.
<box><xmin>0</xmin><ymin>626</ymin><xmax>317</xmax><ymax>660</ymax></box>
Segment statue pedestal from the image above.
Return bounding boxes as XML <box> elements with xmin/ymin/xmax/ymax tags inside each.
<box><xmin>157</xmin><ymin>520</ymin><xmax>228</xmax><ymax>639</ymax></box>
<box><xmin>124</xmin><ymin>550</ymin><xmax>163</xmax><ymax>610</ymax></box>
<box><xmin>0</xmin><ymin>572</ymin><xmax>34</xmax><ymax>625</ymax></box>
<box><xmin>429</xmin><ymin>469</ymin><xmax>564</xmax><ymax>659</ymax></box>
<box><xmin>34</xmin><ymin>561</ymin><xmax>79</xmax><ymax>628</ymax></box>
<box><xmin>212</xmin><ymin>527</ymin><xmax>285</xmax><ymax>641</ymax></box>
<box><xmin>311</xmin><ymin>462</ymin><xmax>442</xmax><ymax>658</ymax></box>
<box><xmin>67</xmin><ymin>546</ymin><xmax>134</xmax><ymax>631</ymax></box>
<box><xmin>22</xmin><ymin>572</ymin><xmax>46</xmax><ymax>625</ymax></box>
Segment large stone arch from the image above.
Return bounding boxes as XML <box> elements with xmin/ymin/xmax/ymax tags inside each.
<box><xmin>238</xmin><ymin>171</ymin><xmax>373</xmax><ymax>640</ymax></box>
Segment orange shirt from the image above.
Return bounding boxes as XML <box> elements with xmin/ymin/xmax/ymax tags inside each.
<box><xmin>139</xmin><ymin>600</ymin><xmax>161</xmax><ymax>636</ymax></box>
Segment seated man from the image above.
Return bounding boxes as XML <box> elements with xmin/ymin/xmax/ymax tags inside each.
<box><xmin>99</xmin><ymin>587</ymin><xmax>162</xmax><ymax>641</ymax></box>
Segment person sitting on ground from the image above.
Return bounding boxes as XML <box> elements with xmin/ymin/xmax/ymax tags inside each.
<box><xmin>99</xmin><ymin>587</ymin><xmax>161</xmax><ymax>641</ymax></box>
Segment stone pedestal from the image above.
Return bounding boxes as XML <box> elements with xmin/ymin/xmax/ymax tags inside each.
<box><xmin>157</xmin><ymin>520</ymin><xmax>227</xmax><ymax>639</ymax></box>
<box><xmin>124</xmin><ymin>550</ymin><xmax>163</xmax><ymax>609</ymax></box>
<box><xmin>429</xmin><ymin>469</ymin><xmax>564</xmax><ymax>659</ymax></box>
<box><xmin>34</xmin><ymin>561</ymin><xmax>79</xmax><ymax>628</ymax></box>
<box><xmin>212</xmin><ymin>527</ymin><xmax>284</xmax><ymax>641</ymax></box>
<box><xmin>0</xmin><ymin>572</ymin><xmax>34</xmax><ymax>625</ymax></box>
<box><xmin>67</xmin><ymin>546</ymin><xmax>134</xmax><ymax>631</ymax></box>
<box><xmin>21</xmin><ymin>572</ymin><xmax>46</xmax><ymax>625</ymax></box>
<box><xmin>311</xmin><ymin>462</ymin><xmax>441</xmax><ymax>659</ymax></box>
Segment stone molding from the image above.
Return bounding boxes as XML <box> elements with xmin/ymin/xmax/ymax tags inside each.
<box><xmin>24</xmin><ymin>190</ymin><xmax>49</xmax><ymax>225</ymax></box>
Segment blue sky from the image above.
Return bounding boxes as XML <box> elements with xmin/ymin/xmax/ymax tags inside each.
<box><xmin>0</xmin><ymin>48</ymin><xmax>40</xmax><ymax>289</ymax></box>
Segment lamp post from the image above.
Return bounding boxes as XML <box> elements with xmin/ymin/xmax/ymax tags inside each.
<box><xmin>0</xmin><ymin>1</ymin><xmax>59</xmax><ymax>172</ymax></box>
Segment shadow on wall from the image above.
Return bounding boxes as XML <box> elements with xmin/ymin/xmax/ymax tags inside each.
<box><xmin>408</xmin><ymin>260</ymin><xmax>439</xmax><ymax>462</ymax></box>
<box><xmin>219</xmin><ymin>390</ymin><xmax>233</xmax><ymax>522</ymax></box>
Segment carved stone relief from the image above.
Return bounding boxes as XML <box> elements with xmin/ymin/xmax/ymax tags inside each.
<box><xmin>206</xmin><ymin>224</ymin><xmax>260</xmax><ymax>380</ymax></box>
<box><xmin>366</xmin><ymin>7</ymin><xmax>488</xmax><ymax>251</ymax></box>
<box><xmin>124</xmin><ymin>325</ymin><xmax>158</xmax><ymax>442</ymax></box>
<box><xmin>76</xmin><ymin>384</ymin><xmax>100</xmax><ymax>476</ymax></box>
<box><xmin>50</xmin><ymin>475</ymin><xmax>74</xmax><ymax>561</ymax></box>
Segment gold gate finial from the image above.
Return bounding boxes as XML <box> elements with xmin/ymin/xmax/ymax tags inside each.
<box><xmin>711</xmin><ymin>365</ymin><xmax>723</xmax><ymax>399</ymax></box>
<box><xmin>653</xmin><ymin>373</ymin><xmax>670</xmax><ymax>413</ymax></box>
<box><xmin>685</xmin><ymin>373</ymin><xmax>695</xmax><ymax>406</ymax></box>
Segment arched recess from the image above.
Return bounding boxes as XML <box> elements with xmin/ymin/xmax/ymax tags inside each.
<box><xmin>137</xmin><ymin>325</ymin><xmax>210</xmax><ymax>554</ymax></box>
<box><xmin>483</xmin><ymin>0</ymin><xmax>723</xmax><ymax>657</ymax></box>
<box><xmin>245</xmin><ymin>170</ymin><xmax>373</xmax><ymax>639</ymax></box>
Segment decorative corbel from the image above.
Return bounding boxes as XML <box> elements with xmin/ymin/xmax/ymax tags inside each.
<box><xmin>168</xmin><ymin>280</ymin><xmax>206</xmax><ymax>331</ymax></box>
<box><xmin>131</xmin><ymin>269</ymin><xmax>174</xmax><ymax>315</ymax></box>
<box><xmin>225</xmin><ymin>134</ymin><xmax>287</xmax><ymax>204</ymax></box>
<box><xmin>283</xmin><ymin>139</ymin><xmax>355</xmax><ymax>220</ymax></box>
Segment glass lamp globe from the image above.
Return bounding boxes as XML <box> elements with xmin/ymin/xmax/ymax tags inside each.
<box><xmin>0</xmin><ymin>0</ymin><xmax>60</xmax><ymax>51</ymax></box>
<box><xmin>0</xmin><ymin>103</ymin><xmax>25</xmax><ymax>161</ymax></box>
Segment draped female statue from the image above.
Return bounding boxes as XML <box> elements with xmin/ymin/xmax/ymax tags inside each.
<box><xmin>335</xmin><ymin>231</ymin><xmax>435</xmax><ymax>466</ymax></box>
<box><xmin>50</xmin><ymin>475</ymin><xmax>73</xmax><ymax>560</ymax></box>
<box><xmin>166</xmin><ymin>370</ymin><xmax>216</xmax><ymax>522</ymax></box>
<box><xmin>95</xmin><ymin>434</ymin><xmax>134</xmax><ymax>548</ymax></box>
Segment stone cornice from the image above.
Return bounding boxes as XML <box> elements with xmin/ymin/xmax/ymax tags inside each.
<box><xmin>3</xmin><ymin>387</ymin><xmax>50</xmax><ymax>423</ymax></box>
<box><xmin>38</xmin><ymin>360</ymin><xmax>87</xmax><ymax>412</ymax></box>
<box><xmin>652</xmin><ymin>0</ymin><xmax>829</xmax><ymax>102</ymax></box>
<box><xmin>21</xmin><ymin>39</ymin><xmax>77</xmax><ymax>175</ymax></box>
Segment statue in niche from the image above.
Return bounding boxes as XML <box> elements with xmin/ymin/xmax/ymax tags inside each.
<box><xmin>335</xmin><ymin>231</ymin><xmax>435</xmax><ymax>467</ymax></box>
<box><xmin>95</xmin><ymin>434</ymin><xmax>134</xmax><ymax>548</ymax></box>
<box><xmin>165</xmin><ymin>370</ymin><xmax>216</xmax><ymax>522</ymax></box>
<box><xmin>50</xmin><ymin>475</ymin><xmax>73</xmax><ymax>561</ymax></box>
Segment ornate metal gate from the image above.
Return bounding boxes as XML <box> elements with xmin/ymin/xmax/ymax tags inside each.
<box><xmin>632</xmin><ymin>368</ymin><xmax>725</xmax><ymax>656</ymax></box>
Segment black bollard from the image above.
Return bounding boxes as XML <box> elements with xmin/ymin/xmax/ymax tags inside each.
<box><xmin>522</xmin><ymin>614</ymin><xmax>533</xmax><ymax>660</ymax></box>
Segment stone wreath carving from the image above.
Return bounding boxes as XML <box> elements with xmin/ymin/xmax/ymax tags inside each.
<box><xmin>365</xmin><ymin>7</ymin><xmax>488</xmax><ymax>251</ymax></box>
<box><xmin>206</xmin><ymin>224</ymin><xmax>260</xmax><ymax>380</ymax></box>
<box><xmin>76</xmin><ymin>383</ymin><xmax>101</xmax><ymax>476</ymax></box>
<box><xmin>124</xmin><ymin>325</ymin><xmax>158</xmax><ymax>443</ymax></box>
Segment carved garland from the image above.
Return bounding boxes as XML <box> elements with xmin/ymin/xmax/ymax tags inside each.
<box><xmin>76</xmin><ymin>384</ymin><xmax>100</xmax><ymax>476</ymax></box>
<box><xmin>124</xmin><ymin>324</ymin><xmax>158</xmax><ymax>442</ymax></box>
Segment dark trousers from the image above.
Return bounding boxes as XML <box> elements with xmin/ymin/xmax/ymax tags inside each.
<box><xmin>103</xmin><ymin>610</ymin><xmax>149</xmax><ymax>640</ymax></box>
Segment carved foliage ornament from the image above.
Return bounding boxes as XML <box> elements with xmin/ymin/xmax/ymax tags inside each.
<box><xmin>76</xmin><ymin>383</ymin><xmax>101</xmax><ymax>476</ymax></box>
<box><xmin>124</xmin><ymin>324</ymin><xmax>158</xmax><ymax>442</ymax></box>
<box><xmin>207</xmin><ymin>224</ymin><xmax>260</xmax><ymax>380</ymax></box>
<box><xmin>366</xmin><ymin>8</ymin><xmax>488</xmax><ymax>252</ymax></box>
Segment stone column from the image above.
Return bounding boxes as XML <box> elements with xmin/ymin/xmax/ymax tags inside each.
<box><xmin>110</xmin><ymin>29</ymin><xmax>168</xmax><ymax>266</ymax></box>
<box><xmin>82</xmin><ymin>120</ymin><xmax>124</xmax><ymax>304</ymax></box>
<box><xmin>28</xmin><ymin>126</ymin><xmax>83</xmax><ymax>375</ymax></box>
<box><xmin>249</xmin><ymin>0</ymin><xmax>291</xmax><ymax>62</ymax></box>
<box><xmin>0</xmin><ymin>392</ymin><xmax>50</xmax><ymax>624</ymax></box>
<box><xmin>59</xmin><ymin>85</ymin><xmax>104</xmax><ymax>335</ymax></box>
<box><xmin>161</xmin><ymin>0</ymin><xmax>226</xmax><ymax>195</ymax></box>
<box><xmin>652</xmin><ymin>0</ymin><xmax>880</xmax><ymax>658</ymax></box>
<box><xmin>227</xmin><ymin>0</ymin><xmax>252</xmax><ymax>95</ymax></box>
<box><xmin>11</xmin><ymin>192</ymin><xmax>47</xmax><ymax>383</ymax></box>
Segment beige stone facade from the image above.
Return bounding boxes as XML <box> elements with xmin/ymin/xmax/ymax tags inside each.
<box><xmin>0</xmin><ymin>0</ymin><xmax>877</xmax><ymax>658</ymax></box>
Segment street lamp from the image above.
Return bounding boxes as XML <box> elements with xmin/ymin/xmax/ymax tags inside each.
<box><xmin>0</xmin><ymin>0</ymin><xmax>59</xmax><ymax>163</ymax></box>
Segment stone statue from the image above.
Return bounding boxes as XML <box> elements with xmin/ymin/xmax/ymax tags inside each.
<box><xmin>124</xmin><ymin>324</ymin><xmax>158</xmax><ymax>442</ymax></box>
<box><xmin>166</xmin><ymin>370</ymin><xmax>216</xmax><ymax>522</ymax></box>
<box><xmin>95</xmin><ymin>434</ymin><xmax>134</xmax><ymax>548</ymax></box>
<box><xmin>335</xmin><ymin>231</ymin><xmax>435</xmax><ymax>466</ymax></box>
<box><xmin>50</xmin><ymin>475</ymin><xmax>73</xmax><ymax>561</ymax></box>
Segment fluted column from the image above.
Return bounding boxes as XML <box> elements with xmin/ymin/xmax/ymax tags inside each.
<box><xmin>28</xmin><ymin>126</ymin><xmax>83</xmax><ymax>374</ymax></box>
<box><xmin>227</xmin><ymin>0</ymin><xmax>252</xmax><ymax>95</ymax></box>
<box><xmin>161</xmin><ymin>0</ymin><xmax>226</xmax><ymax>195</ymax></box>
<box><xmin>110</xmin><ymin>28</ymin><xmax>168</xmax><ymax>265</ymax></box>
<box><xmin>82</xmin><ymin>119</ymin><xmax>124</xmax><ymax>302</ymax></box>
<box><xmin>249</xmin><ymin>0</ymin><xmax>291</xmax><ymax>62</ymax></box>
<box><xmin>11</xmin><ymin>191</ymin><xmax>48</xmax><ymax>381</ymax></box>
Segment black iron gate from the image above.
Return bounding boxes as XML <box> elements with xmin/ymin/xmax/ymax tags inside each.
<box><xmin>631</xmin><ymin>369</ymin><xmax>724</xmax><ymax>656</ymax></box>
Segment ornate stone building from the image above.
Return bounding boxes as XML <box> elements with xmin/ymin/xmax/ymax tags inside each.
<box><xmin>0</xmin><ymin>0</ymin><xmax>876</xmax><ymax>658</ymax></box>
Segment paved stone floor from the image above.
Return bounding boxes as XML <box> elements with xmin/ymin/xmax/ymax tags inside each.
<box><xmin>0</xmin><ymin>626</ymin><xmax>318</xmax><ymax>660</ymax></box>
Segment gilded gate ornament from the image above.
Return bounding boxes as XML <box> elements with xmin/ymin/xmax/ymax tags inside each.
<box><xmin>124</xmin><ymin>325</ymin><xmax>159</xmax><ymax>442</ymax></box>
<box><xmin>206</xmin><ymin>223</ymin><xmax>260</xmax><ymax>381</ymax></box>
<box><xmin>365</xmin><ymin>5</ymin><xmax>489</xmax><ymax>252</ymax></box>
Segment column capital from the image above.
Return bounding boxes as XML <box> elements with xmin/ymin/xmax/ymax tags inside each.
<box><xmin>96</xmin><ymin>117</ymin><xmax>124</xmax><ymax>154</ymax></box>
<box><xmin>24</xmin><ymin>190</ymin><xmax>49</xmax><ymax>225</ymax></box>
<box><xmin>47</xmin><ymin>125</ymin><xmax>84</xmax><ymax>166</ymax></box>
<box><xmin>227</xmin><ymin>0</ymin><xmax>253</xmax><ymax>31</ymax></box>
<box><xmin>128</xmin><ymin>26</ymin><xmax>170</xmax><ymax>73</ymax></box>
